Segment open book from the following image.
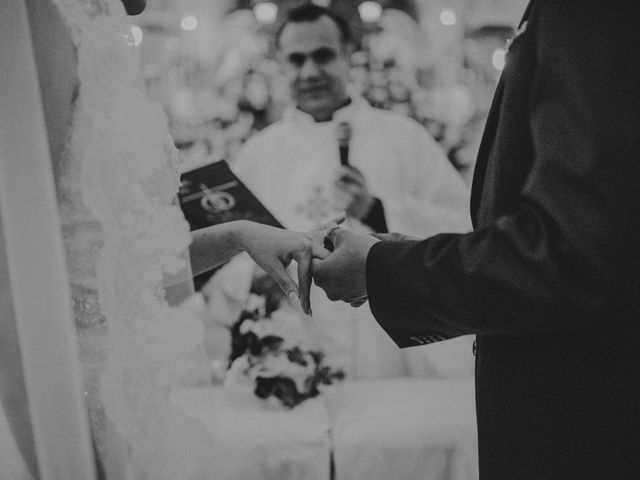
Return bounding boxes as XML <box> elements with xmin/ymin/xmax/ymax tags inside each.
<box><xmin>178</xmin><ymin>159</ymin><xmax>283</xmax><ymax>231</ymax></box>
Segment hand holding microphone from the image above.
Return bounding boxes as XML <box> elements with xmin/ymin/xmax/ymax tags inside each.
<box><xmin>333</xmin><ymin>121</ymin><xmax>375</xmax><ymax>220</ymax></box>
<box><xmin>336</xmin><ymin>121</ymin><xmax>352</xmax><ymax>166</ymax></box>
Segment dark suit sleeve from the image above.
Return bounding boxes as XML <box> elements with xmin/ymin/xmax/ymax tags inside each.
<box><xmin>366</xmin><ymin>0</ymin><xmax>640</xmax><ymax>346</ymax></box>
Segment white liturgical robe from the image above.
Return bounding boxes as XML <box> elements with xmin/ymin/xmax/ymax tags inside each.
<box><xmin>231</xmin><ymin>98</ymin><xmax>475</xmax><ymax>380</ymax></box>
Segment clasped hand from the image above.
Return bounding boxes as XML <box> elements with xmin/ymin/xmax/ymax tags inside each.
<box><xmin>308</xmin><ymin>228</ymin><xmax>420</xmax><ymax>307</ymax></box>
<box><xmin>246</xmin><ymin>220</ymin><xmax>407</xmax><ymax>315</ymax></box>
<box><xmin>311</xmin><ymin>222</ymin><xmax>379</xmax><ymax>306</ymax></box>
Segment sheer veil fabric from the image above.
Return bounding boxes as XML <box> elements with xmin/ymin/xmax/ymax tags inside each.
<box><xmin>49</xmin><ymin>0</ymin><xmax>216</xmax><ymax>477</ymax></box>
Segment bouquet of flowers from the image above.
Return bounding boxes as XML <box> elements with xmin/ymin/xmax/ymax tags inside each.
<box><xmin>224</xmin><ymin>275</ymin><xmax>344</xmax><ymax>408</ymax></box>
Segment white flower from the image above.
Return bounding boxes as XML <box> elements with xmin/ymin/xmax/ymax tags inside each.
<box><xmin>264</xmin><ymin>306</ymin><xmax>308</xmax><ymax>349</ymax></box>
<box><xmin>239</xmin><ymin>319</ymin><xmax>257</xmax><ymax>336</ymax></box>
<box><xmin>239</xmin><ymin>304</ymin><xmax>308</xmax><ymax>345</ymax></box>
<box><xmin>224</xmin><ymin>355</ymin><xmax>254</xmax><ymax>387</ymax></box>
<box><xmin>255</xmin><ymin>351</ymin><xmax>316</xmax><ymax>393</ymax></box>
<box><xmin>245</xmin><ymin>293</ymin><xmax>266</xmax><ymax>315</ymax></box>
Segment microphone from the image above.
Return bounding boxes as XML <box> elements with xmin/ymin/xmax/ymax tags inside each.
<box><xmin>336</xmin><ymin>121</ymin><xmax>352</xmax><ymax>166</ymax></box>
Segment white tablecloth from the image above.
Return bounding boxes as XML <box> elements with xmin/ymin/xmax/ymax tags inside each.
<box><xmin>172</xmin><ymin>377</ymin><xmax>478</xmax><ymax>480</ymax></box>
<box><xmin>325</xmin><ymin>377</ymin><xmax>478</xmax><ymax>480</ymax></box>
<box><xmin>171</xmin><ymin>386</ymin><xmax>332</xmax><ymax>480</ymax></box>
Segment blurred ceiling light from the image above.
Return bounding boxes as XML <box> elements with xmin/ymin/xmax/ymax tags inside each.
<box><xmin>180</xmin><ymin>15</ymin><xmax>198</xmax><ymax>31</ymax></box>
<box><xmin>253</xmin><ymin>2</ymin><xmax>278</xmax><ymax>24</ymax></box>
<box><xmin>311</xmin><ymin>0</ymin><xmax>331</xmax><ymax>6</ymax></box>
<box><xmin>492</xmin><ymin>47</ymin><xmax>506</xmax><ymax>71</ymax></box>
<box><xmin>130</xmin><ymin>24</ymin><xmax>143</xmax><ymax>46</ymax></box>
<box><xmin>439</xmin><ymin>9</ymin><xmax>457</xmax><ymax>26</ymax></box>
<box><xmin>359</xmin><ymin>1</ymin><xmax>382</xmax><ymax>23</ymax></box>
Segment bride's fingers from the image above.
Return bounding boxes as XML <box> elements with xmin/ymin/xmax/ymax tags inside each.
<box><xmin>318</xmin><ymin>213</ymin><xmax>346</xmax><ymax>236</ymax></box>
<box><xmin>313</xmin><ymin>245</ymin><xmax>331</xmax><ymax>260</ymax></box>
<box><xmin>308</xmin><ymin>231</ymin><xmax>331</xmax><ymax>260</ymax></box>
<box><xmin>263</xmin><ymin>260</ymin><xmax>300</xmax><ymax>309</ymax></box>
<box><xmin>319</xmin><ymin>212</ymin><xmax>346</xmax><ymax>229</ymax></box>
<box><xmin>295</xmin><ymin>248</ymin><xmax>313</xmax><ymax>316</ymax></box>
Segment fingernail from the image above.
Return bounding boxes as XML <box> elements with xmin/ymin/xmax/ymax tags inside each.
<box><xmin>288</xmin><ymin>292</ymin><xmax>313</xmax><ymax>317</ymax></box>
<box><xmin>288</xmin><ymin>292</ymin><xmax>304</xmax><ymax>313</ymax></box>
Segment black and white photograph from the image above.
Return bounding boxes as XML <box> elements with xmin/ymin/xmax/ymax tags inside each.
<box><xmin>1</xmin><ymin>0</ymin><xmax>638</xmax><ymax>479</ymax></box>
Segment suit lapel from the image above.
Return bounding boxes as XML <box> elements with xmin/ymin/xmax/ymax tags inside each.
<box><xmin>469</xmin><ymin>0</ymin><xmax>536</xmax><ymax>227</ymax></box>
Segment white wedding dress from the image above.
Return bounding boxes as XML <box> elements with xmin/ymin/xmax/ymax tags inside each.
<box><xmin>39</xmin><ymin>0</ymin><xmax>217</xmax><ymax>478</ymax></box>
<box><xmin>3</xmin><ymin>2</ymin><xmax>332</xmax><ymax>478</ymax></box>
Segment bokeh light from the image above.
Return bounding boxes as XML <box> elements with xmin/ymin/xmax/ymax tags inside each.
<box><xmin>129</xmin><ymin>24</ymin><xmax>143</xmax><ymax>46</ymax></box>
<box><xmin>492</xmin><ymin>48</ymin><xmax>506</xmax><ymax>71</ymax></box>
<box><xmin>440</xmin><ymin>9</ymin><xmax>457</xmax><ymax>26</ymax></box>
<box><xmin>358</xmin><ymin>1</ymin><xmax>383</xmax><ymax>23</ymax></box>
<box><xmin>253</xmin><ymin>2</ymin><xmax>278</xmax><ymax>24</ymax></box>
<box><xmin>180</xmin><ymin>15</ymin><xmax>198</xmax><ymax>31</ymax></box>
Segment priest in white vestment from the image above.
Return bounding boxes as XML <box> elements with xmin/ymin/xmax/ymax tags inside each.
<box><xmin>230</xmin><ymin>4</ymin><xmax>474</xmax><ymax>380</ymax></box>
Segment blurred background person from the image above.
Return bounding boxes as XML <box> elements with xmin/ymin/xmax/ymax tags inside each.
<box><xmin>230</xmin><ymin>3</ymin><xmax>473</xmax><ymax>380</ymax></box>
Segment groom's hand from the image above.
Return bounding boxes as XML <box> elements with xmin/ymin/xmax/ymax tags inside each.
<box><xmin>312</xmin><ymin>227</ymin><xmax>379</xmax><ymax>304</ymax></box>
<box><xmin>371</xmin><ymin>232</ymin><xmax>420</xmax><ymax>242</ymax></box>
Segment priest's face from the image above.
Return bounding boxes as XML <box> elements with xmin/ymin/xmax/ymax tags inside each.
<box><xmin>120</xmin><ymin>0</ymin><xmax>146</xmax><ymax>15</ymax></box>
<box><xmin>278</xmin><ymin>15</ymin><xmax>351</xmax><ymax>122</ymax></box>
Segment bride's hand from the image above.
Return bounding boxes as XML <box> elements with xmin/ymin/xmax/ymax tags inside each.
<box><xmin>236</xmin><ymin>221</ymin><xmax>330</xmax><ymax>315</ymax></box>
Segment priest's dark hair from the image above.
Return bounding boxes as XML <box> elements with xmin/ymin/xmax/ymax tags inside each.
<box><xmin>274</xmin><ymin>3</ymin><xmax>353</xmax><ymax>48</ymax></box>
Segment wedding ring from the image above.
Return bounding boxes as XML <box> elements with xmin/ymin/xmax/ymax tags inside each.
<box><xmin>320</xmin><ymin>222</ymin><xmax>341</xmax><ymax>252</ymax></box>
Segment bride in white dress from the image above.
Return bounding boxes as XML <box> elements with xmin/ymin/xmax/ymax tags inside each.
<box><xmin>0</xmin><ymin>0</ymin><xmax>326</xmax><ymax>478</ymax></box>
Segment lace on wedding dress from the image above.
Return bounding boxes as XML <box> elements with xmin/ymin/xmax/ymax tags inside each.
<box><xmin>49</xmin><ymin>0</ymin><xmax>216</xmax><ymax>477</ymax></box>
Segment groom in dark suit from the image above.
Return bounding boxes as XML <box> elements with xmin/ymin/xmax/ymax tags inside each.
<box><xmin>313</xmin><ymin>1</ymin><xmax>640</xmax><ymax>478</ymax></box>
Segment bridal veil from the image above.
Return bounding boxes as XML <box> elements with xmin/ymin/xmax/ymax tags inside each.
<box><xmin>1</xmin><ymin>0</ymin><xmax>218</xmax><ymax>477</ymax></box>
